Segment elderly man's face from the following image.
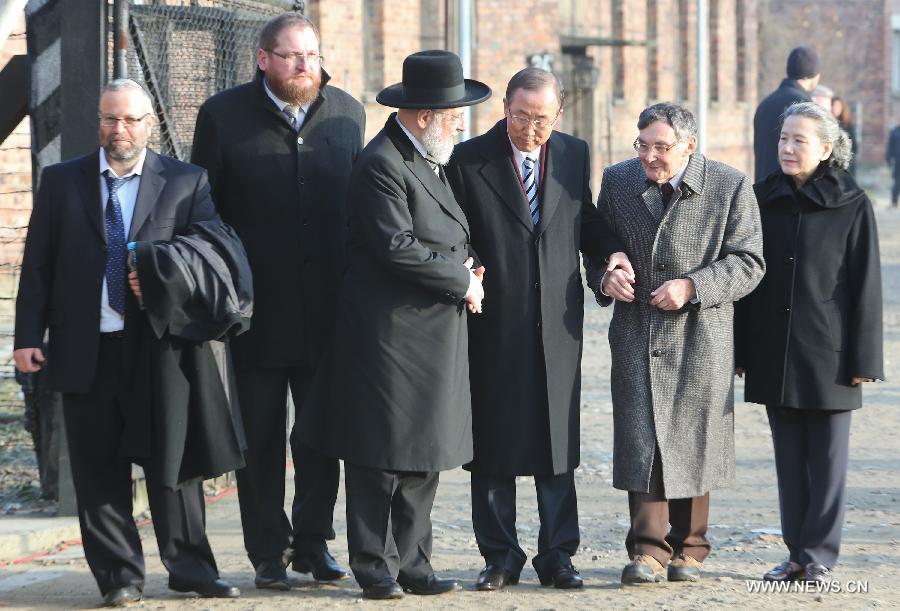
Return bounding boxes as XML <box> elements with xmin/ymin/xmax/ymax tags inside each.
<box><xmin>257</xmin><ymin>25</ymin><xmax>322</xmax><ymax>106</ymax></box>
<box><xmin>636</xmin><ymin>120</ymin><xmax>696</xmax><ymax>184</ymax></box>
<box><xmin>98</xmin><ymin>88</ymin><xmax>153</xmax><ymax>163</ymax></box>
<box><xmin>504</xmin><ymin>86</ymin><xmax>560</xmax><ymax>153</ymax></box>
<box><xmin>422</xmin><ymin>107</ymin><xmax>465</xmax><ymax>165</ymax></box>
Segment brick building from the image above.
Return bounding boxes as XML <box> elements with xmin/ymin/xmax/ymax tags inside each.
<box><xmin>757</xmin><ymin>0</ymin><xmax>900</xmax><ymax>166</ymax></box>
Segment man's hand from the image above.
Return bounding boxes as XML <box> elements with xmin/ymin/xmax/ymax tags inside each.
<box><xmin>13</xmin><ymin>347</ymin><xmax>45</xmax><ymax>373</ymax></box>
<box><xmin>851</xmin><ymin>376</ymin><xmax>872</xmax><ymax>385</ymax></box>
<box><xmin>128</xmin><ymin>271</ymin><xmax>142</xmax><ymax>300</ymax></box>
<box><xmin>606</xmin><ymin>251</ymin><xmax>634</xmax><ymax>278</ymax></box>
<box><xmin>735</xmin><ymin>367</ymin><xmax>745</xmax><ymax>378</ymax></box>
<box><xmin>650</xmin><ymin>278</ymin><xmax>696</xmax><ymax>310</ymax></box>
<box><xmin>602</xmin><ymin>268</ymin><xmax>635</xmax><ymax>302</ymax></box>
<box><xmin>464</xmin><ymin>257</ymin><xmax>486</xmax><ymax>314</ymax></box>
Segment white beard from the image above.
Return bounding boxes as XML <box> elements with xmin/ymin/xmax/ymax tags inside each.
<box><xmin>422</xmin><ymin>118</ymin><xmax>455</xmax><ymax>165</ymax></box>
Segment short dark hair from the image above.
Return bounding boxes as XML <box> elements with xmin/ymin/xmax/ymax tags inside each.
<box><xmin>637</xmin><ymin>102</ymin><xmax>697</xmax><ymax>140</ymax></box>
<box><xmin>505</xmin><ymin>67</ymin><xmax>564</xmax><ymax>111</ymax></box>
<box><xmin>258</xmin><ymin>13</ymin><xmax>319</xmax><ymax>51</ymax></box>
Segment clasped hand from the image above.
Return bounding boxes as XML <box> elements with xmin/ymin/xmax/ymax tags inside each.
<box><xmin>464</xmin><ymin>257</ymin><xmax>486</xmax><ymax>314</ymax></box>
<box><xmin>602</xmin><ymin>253</ymin><xmax>695</xmax><ymax>310</ymax></box>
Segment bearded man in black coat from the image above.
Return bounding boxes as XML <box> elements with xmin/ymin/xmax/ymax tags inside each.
<box><xmin>190</xmin><ymin>13</ymin><xmax>364</xmax><ymax>589</ymax></box>
<box><xmin>753</xmin><ymin>46</ymin><xmax>820</xmax><ymax>181</ymax></box>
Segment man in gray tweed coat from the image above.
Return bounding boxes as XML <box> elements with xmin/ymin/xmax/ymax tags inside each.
<box><xmin>588</xmin><ymin>103</ymin><xmax>764</xmax><ymax>585</ymax></box>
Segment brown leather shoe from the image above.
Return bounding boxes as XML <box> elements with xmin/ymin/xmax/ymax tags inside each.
<box><xmin>475</xmin><ymin>565</ymin><xmax>519</xmax><ymax>591</ymax></box>
<box><xmin>667</xmin><ymin>554</ymin><xmax>702</xmax><ymax>582</ymax></box>
<box><xmin>621</xmin><ymin>554</ymin><xmax>666</xmax><ymax>584</ymax></box>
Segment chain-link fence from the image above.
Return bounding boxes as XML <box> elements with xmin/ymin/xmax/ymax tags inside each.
<box><xmin>124</xmin><ymin>0</ymin><xmax>294</xmax><ymax>161</ymax></box>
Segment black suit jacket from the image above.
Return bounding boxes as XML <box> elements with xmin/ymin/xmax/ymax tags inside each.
<box><xmin>447</xmin><ymin>120</ymin><xmax>618</xmax><ymax>476</ymax></box>
<box><xmin>15</xmin><ymin>149</ymin><xmax>220</xmax><ymax>393</ymax></box>
<box><xmin>190</xmin><ymin>70</ymin><xmax>365</xmax><ymax>369</ymax></box>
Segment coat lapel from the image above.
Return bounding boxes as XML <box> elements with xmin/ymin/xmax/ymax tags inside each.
<box><xmin>535</xmin><ymin>133</ymin><xmax>563</xmax><ymax>236</ymax></box>
<box><xmin>640</xmin><ymin>181</ymin><xmax>665</xmax><ymax>222</ymax></box>
<box><xmin>476</xmin><ymin>122</ymin><xmax>533</xmax><ymax>231</ymax></box>
<box><xmin>128</xmin><ymin>149</ymin><xmax>164</xmax><ymax>240</ymax></box>
<box><xmin>77</xmin><ymin>151</ymin><xmax>105</xmax><ymax>243</ymax></box>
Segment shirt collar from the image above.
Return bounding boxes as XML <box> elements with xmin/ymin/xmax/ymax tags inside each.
<box><xmin>263</xmin><ymin>78</ymin><xmax>311</xmax><ymax>115</ymax></box>
<box><xmin>665</xmin><ymin>159</ymin><xmax>690</xmax><ymax>192</ymax></box>
<box><xmin>394</xmin><ymin>115</ymin><xmax>430</xmax><ymax>161</ymax></box>
<box><xmin>507</xmin><ymin>134</ymin><xmax>540</xmax><ymax>168</ymax></box>
<box><xmin>99</xmin><ymin>146</ymin><xmax>146</xmax><ymax>178</ymax></box>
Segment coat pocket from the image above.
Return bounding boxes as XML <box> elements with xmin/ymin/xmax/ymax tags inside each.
<box><xmin>824</xmin><ymin>299</ymin><xmax>845</xmax><ymax>352</ymax></box>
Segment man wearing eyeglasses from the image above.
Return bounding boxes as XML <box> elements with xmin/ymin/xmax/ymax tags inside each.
<box><xmin>446</xmin><ymin>68</ymin><xmax>628</xmax><ymax>592</ymax></box>
<box><xmin>586</xmin><ymin>102</ymin><xmax>764</xmax><ymax>585</ymax></box>
<box><xmin>14</xmin><ymin>79</ymin><xmax>244</xmax><ymax>606</ymax></box>
<box><xmin>190</xmin><ymin>12</ymin><xmax>364</xmax><ymax>590</ymax></box>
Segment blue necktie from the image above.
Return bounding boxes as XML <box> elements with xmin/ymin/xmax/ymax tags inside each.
<box><xmin>103</xmin><ymin>172</ymin><xmax>130</xmax><ymax>315</ymax></box>
<box><xmin>283</xmin><ymin>106</ymin><xmax>300</xmax><ymax>131</ymax></box>
<box><xmin>523</xmin><ymin>156</ymin><xmax>539</xmax><ymax>225</ymax></box>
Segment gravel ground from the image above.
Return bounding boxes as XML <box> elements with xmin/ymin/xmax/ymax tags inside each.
<box><xmin>0</xmin><ymin>192</ymin><xmax>898</xmax><ymax>610</ymax></box>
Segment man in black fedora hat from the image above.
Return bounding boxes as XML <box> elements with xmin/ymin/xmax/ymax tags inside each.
<box><xmin>298</xmin><ymin>50</ymin><xmax>490</xmax><ymax>600</ymax></box>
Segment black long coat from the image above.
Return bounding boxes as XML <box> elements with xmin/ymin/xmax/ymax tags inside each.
<box><xmin>753</xmin><ymin>78</ymin><xmax>811</xmax><ymax>181</ymax></box>
<box><xmin>191</xmin><ymin>70</ymin><xmax>365</xmax><ymax>368</ymax></box>
<box><xmin>446</xmin><ymin>120</ymin><xmax>618</xmax><ymax>476</ymax></box>
<box><xmin>735</xmin><ymin>167</ymin><xmax>884</xmax><ymax>411</ymax></box>
<box><xmin>299</xmin><ymin>116</ymin><xmax>473</xmax><ymax>472</ymax></box>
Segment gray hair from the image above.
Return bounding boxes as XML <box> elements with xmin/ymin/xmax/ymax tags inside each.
<box><xmin>101</xmin><ymin>79</ymin><xmax>154</xmax><ymax>113</ymax></box>
<box><xmin>781</xmin><ymin>101</ymin><xmax>852</xmax><ymax>170</ymax></box>
<box><xmin>505</xmin><ymin>67</ymin><xmax>565</xmax><ymax>111</ymax></box>
<box><xmin>637</xmin><ymin>102</ymin><xmax>697</xmax><ymax>140</ymax></box>
<box><xmin>811</xmin><ymin>84</ymin><xmax>833</xmax><ymax>100</ymax></box>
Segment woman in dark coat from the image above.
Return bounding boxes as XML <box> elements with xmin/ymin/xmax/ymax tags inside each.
<box><xmin>735</xmin><ymin>101</ymin><xmax>883</xmax><ymax>585</ymax></box>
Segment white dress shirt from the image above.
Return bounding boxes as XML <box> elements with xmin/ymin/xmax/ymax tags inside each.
<box><xmin>98</xmin><ymin>147</ymin><xmax>146</xmax><ymax>332</ymax></box>
<box><xmin>508</xmin><ymin>135</ymin><xmax>541</xmax><ymax>189</ymax></box>
<box><xmin>264</xmin><ymin>78</ymin><xmax>311</xmax><ymax>128</ymax></box>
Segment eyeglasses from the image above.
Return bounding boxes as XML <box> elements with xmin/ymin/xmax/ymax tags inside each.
<box><xmin>508</xmin><ymin>111</ymin><xmax>559</xmax><ymax>130</ymax></box>
<box><xmin>633</xmin><ymin>138</ymin><xmax>682</xmax><ymax>155</ymax></box>
<box><xmin>266</xmin><ymin>49</ymin><xmax>324</xmax><ymax>65</ymax></box>
<box><xmin>435</xmin><ymin>110</ymin><xmax>465</xmax><ymax>124</ymax></box>
<box><xmin>99</xmin><ymin>114</ymin><xmax>150</xmax><ymax>128</ymax></box>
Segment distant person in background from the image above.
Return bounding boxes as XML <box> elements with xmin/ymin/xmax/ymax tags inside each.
<box><xmin>753</xmin><ymin>46</ymin><xmax>820</xmax><ymax>181</ymax></box>
<box><xmin>736</xmin><ymin>102</ymin><xmax>883</xmax><ymax>585</ymax></box>
<box><xmin>810</xmin><ymin>84</ymin><xmax>833</xmax><ymax>111</ymax></box>
<box><xmin>886</xmin><ymin>123</ymin><xmax>900</xmax><ymax>207</ymax></box>
<box><xmin>831</xmin><ymin>96</ymin><xmax>858</xmax><ymax>176</ymax></box>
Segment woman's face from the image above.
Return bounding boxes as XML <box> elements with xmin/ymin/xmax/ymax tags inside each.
<box><xmin>778</xmin><ymin>115</ymin><xmax>833</xmax><ymax>186</ymax></box>
<box><xmin>831</xmin><ymin>99</ymin><xmax>843</xmax><ymax>119</ymax></box>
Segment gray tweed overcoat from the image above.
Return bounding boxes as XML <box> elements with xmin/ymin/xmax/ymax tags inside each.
<box><xmin>591</xmin><ymin>154</ymin><xmax>764</xmax><ymax>499</ymax></box>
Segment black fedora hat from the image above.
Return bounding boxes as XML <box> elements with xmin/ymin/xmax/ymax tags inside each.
<box><xmin>377</xmin><ymin>50</ymin><xmax>491</xmax><ymax>109</ymax></box>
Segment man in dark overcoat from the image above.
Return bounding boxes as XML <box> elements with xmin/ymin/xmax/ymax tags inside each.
<box><xmin>753</xmin><ymin>46</ymin><xmax>820</xmax><ymax>180</ymax></box>
<box><xmin>447</xmin><ymin>68</ymin><xmax>626</xmax><ymax>591</ymax></box>
<box><xmin>13</xmin><ymin>80</ymin><xmax>241</xmax><ymax>606</ymax></box>
<box><xmin>885</xmin><ymin>122</ymin><xmax>900</xmax><ymax>206</ymax></box>
<box><xmin>190</xmin><ymin>13</ymin><xmax>364</xmax><ymax>588</ymax></box>
<box><xmin>589</xmin><ymin>103</ymin><xmax>764</xmax><ymax>585</ymax></box>
<box><xmin>300</xmin><ymin>50</ymin><xmax>489</xmax><ymax>600</ymax></box>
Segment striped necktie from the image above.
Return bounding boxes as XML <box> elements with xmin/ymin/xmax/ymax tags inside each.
<box><xmin>523</xmin><ymin>155</ymin><xmax>539</xmax><ymax>225</ymax></box>
<box><xmin>283</xmin><ymin>105</ymin><xmax>300</xmax><ymax>131</ymax></box>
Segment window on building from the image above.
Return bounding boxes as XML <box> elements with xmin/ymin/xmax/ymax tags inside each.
<box><xmin>678</xmin><ymin>0</ymin><xmax>689</xmax><ymax>101</ymax></box>
<box><xmin>735</xmin><ymin>0</ymin><xmax>747</xmax><ymax>102</ymax></box>
<box><xmin>647</xmin><ymin>0</ymin><xmax>658</xmax><ymax>100</ymax></box>
<box><xmin>709</xmin><ymin>0</ymin><xmax>718</xmax><ymax>102</ymax></box>
<box><xmin>612</xmin><ymin>0</ymin><xmax>625</xmax><ymax>99</ymax></box>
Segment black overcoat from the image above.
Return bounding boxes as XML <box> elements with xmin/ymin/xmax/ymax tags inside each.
<box><xmin>190</xmin><ymin>70</ymin><xmax>365</xmax><ymax>368</ymax></box>
<box><xmin>735</xmin><ymin>166</ymin><xmax>884</xmax><ymax>410</ymax></box>
<box><xmin>753</xmin><ymin>78</ymin><xmax>811</xmax><ymax>181</ymax></box>
<box><xmin>299</xmin><ymin>115</ymin><xmax>473</xmax><ymax>472</ymax></box>
<box><xmin>446</xmin><ymin>120</ymin><xmax>618</xmax><ymax>476</ymax></box>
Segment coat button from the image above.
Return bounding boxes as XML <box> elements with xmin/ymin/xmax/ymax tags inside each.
<box><xmin>651</xmin><ymin>349</ymin><xmax>661</xmax><ymax>357</ymax></box>
<box><xmin>298</xmin><ymin>176</ymin><xmax>306</xmax><ymax>185</ymax></box>
<box><xmin>297</xmin><ymin>136</ymin><xmax>304</xmax><ymax>145</ymax></box>
<box><xmin>451</xmin><ymin>245</ymin><xmax>457</xmax><ymax>252</ymax></box>
<box><xmin>657</xmin><ymin>263</ymin><xmax>667</xmax><ymax>271</ymax></box>
<box><xmin>534</xmin><ymin>282</ymin><xmax>540</xmax><ymax>289</ymax></box>
<box><xmin>784</xmin><ymin>307</ymin><xmax>791</xmax><ymax>313</ymax></box>
<box><xmin>785</xmin><ymin>256</ymin><xmax>794</xmax><ymax>264</ymax></box>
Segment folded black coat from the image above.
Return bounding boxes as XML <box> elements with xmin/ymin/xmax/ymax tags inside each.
<box><xmin>122</xmin><ymin>219</ymin><xmax>253</xmax><ymax>489</ymax></box>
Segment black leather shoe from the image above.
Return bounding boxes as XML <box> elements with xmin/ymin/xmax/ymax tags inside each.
<box><xmin>475</xmin><ymin>564</ymin><xmax>519</xmax><ymax>591</ymax></box>
<box><xmin>763</xmin><ymin>560</ymin><xmax>804</xmax><ymax>582</ymax></box>
<box><xmin>398</xmin><ymin>574</ymin><xmax>462</xmax><ymax>595</ymax></box>
<box><xmin>171</xmin><ymin>578</ymin><xmax>241</xmax><ymax>598</ymax></box>
<box><xmin>539</xmin><ymin>564</ymin><xmax>583</xmax><ymax>589</ymax></box>
<box><xmin>804</xmin><ymin>563</ymin><xmax>832</xmax><ymax>584</ymax></box>
<box><xmin>362</xmin><ymin>578</ymin><xmax>404</xmax><ymax>600</ymax></box>
<box><xmin>103</xmin><ymin>585</ymin><xmax>142</xmax><ymax>607</ymax></box>
<box><xmin>255</xmin><ymin>559</ymin><xmax>291</xmax><ymax>590</ymax></box>
<box><xmin>292</xmin><ymin>548</ymin><xmax>350</xmax><ymax>581</ymax></box>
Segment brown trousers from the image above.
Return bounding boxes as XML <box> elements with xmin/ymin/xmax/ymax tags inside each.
<box><xmin>625</xmin><ymin>446</ymin><xmax>711</xmax><ymax>566</ymax></box>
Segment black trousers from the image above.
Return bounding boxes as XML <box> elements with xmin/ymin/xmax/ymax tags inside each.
<box><xmin>625</xmin><ymin>445</ymin><xmax>711</xmax><ymax>566</ymax></box>
<box><xmin>470</xmin><ymin>471</ymin><xmax>579</xmax><ymax>580</ymax></box>
<box><xmin>63</xmin><ymin>334</ymin><xmax>218</xmax><ymax>596</ymax></box>
<box><xmin>344</xmin><ymin>463</ymin><xmax>438</xmax><ymax>588</ymax></box>
<box><xmin>767</xmin><ymin>406</ymin><xmax>852</xmax><ymax>569</ymax></box>
<box><xmin>233</xmin><ymin>367</ymin><xmax>340</xmax><ymax>566</ymax></box>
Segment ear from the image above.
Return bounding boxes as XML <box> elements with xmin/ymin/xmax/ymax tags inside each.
<box><xmin>685</xmin><ymin>134</ymin><xmax>698</xmax><ymax>154</ymax></box>
<box><xmin>257</xmin><ymin>48</ymin><xmax>268</xmax><ymax>72</ymax></box>
<box><xmin>820</xmin><ymin>140</ymin><xmax>834</xmax><ymax>161</ymax></box>
<box><xmin>416</xmin><ymin>109</ymin><xmax>433</xmax><ymax>130</ymax></box>
<box><xmin>503</xmin><ymin>97</ymin><xmax>509</xmax><ymax>115</ymax></box>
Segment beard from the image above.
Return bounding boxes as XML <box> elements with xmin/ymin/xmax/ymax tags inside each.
<box><xmin>266</xmin><ymin>69</ymin><xmax>322</xmax><ymax>106</ymax></box>
<box><xmin>422</xmin><ymin>118</ymin><xmax>455</xmax><ymax>165</ymax></box>
<box><xmin>103</xmin><ymin>137</ymin><xmax>143</xmax><ymax>162</ymax></box>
